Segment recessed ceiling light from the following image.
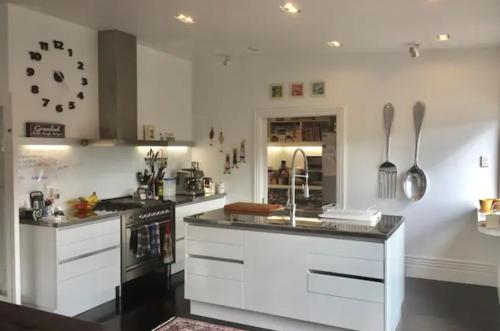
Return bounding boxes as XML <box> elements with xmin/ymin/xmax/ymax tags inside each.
<box><xmin>327</xmin><ymin>40</ymin><xmax>342</xmax><ymax>47</ymax></box>
<box><xmin>280</xmin><ymin>3</ymin><xmax>300</xmax><ymax>15</ymax></box>
<box><xmin>175</xmin><ymin>14</ymin><xmax>195</xmax><ymax>24</ymax></box>
<box><xmin>437</xmin><ymin>34</ymin><xmax>450</xmax><ymax>41</ymax></box>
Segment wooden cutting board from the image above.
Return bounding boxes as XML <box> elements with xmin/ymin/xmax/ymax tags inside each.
<box><xmin>224</xmin><ymin>202</ymin><xmax>284</xmax><ymax>216</ymax></box>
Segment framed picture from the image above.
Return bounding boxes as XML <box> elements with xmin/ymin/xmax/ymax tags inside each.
<box><xmin>269</xmin><ymin>83</ymin><xmax>284</xmax><ymax>99</ymax></box>
<box><xmin>311</xmin><ymin>80</ymin><xmax>325</xmax><ymax>97</ymax></box>
<box><xmin>290</xmin><ymin>82</ymin><xmax>304</xmax><ymax>98</ymax></box>
<box><xmin>143</xmin><ymin>124</ymin><xmax>156</xmax><ymax>140</ymax></box>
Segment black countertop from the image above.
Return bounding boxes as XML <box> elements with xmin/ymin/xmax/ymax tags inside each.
<box><xmin>170</xmin><ymin>193</ymin><xmax>227</xmax><ymax>207</ymax></box>
<box><xmin>20</xmin><ymin>193</ymin><xmax>227</xmax><ymax>228</ymax></box>
<box><xmin>184</xmin><ymin>209</ymin><xmax>404</xmax><ymax>241</ymax></box>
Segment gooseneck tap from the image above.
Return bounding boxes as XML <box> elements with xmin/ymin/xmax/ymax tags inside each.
<box><xmin>287</xmin><ymin>148</ymin><xmax>310</xmax><ymax>226</ymax></box>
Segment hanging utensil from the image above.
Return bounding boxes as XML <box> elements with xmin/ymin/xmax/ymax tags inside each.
<box><xmin>403</xmin><ymin>101</ymin><xmax>428</xmax><ymax>201</ymax></box>
<box><xmin>378</xmin><ymin>103</ymin><xmax>397</xmax><ymax>199</ymax></box>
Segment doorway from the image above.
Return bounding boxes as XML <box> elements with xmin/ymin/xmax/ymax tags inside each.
<box><xmin>254</xmin><ymin>107</ymin><xmax>345</xmax><ymax>209</ymax></box>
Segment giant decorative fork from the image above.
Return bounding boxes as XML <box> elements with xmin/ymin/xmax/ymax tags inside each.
<box><xmin>378</xmin><ymin>103</ymin><xmax>397</xmax><ymax>199</ymax></box>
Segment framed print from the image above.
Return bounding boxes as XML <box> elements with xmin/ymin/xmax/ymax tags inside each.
<box><xmin>311</xmin><ymin>80</ymin><xmax>325</xmax><ymax>97</ymax></box>
<box><xmin>290</xmin><ymin>82</ymin><xmax>304</xmax><ymax>98</ymax></box>
<box><xmin>270</xmin><ymin>83</ymin><xmax>284</xmax><ymax>99</ymax></box>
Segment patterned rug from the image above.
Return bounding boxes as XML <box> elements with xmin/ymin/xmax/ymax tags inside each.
<box><xmin>152</xmin><ymin>317</ymin><xmax>246</xmax><ymax>331</ymax></box>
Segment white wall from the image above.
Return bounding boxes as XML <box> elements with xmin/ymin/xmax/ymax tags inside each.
<box><xmin>0</xmin><ymin>3</ymin><xmax>9</xmax><ymax>298</ymax></box>
<box><xmin>193</xmin><ymin>47</ymin><xmax>500</xmax><ymax>286</ymax></box>
<box><xmin>137</xmin><ymin>45</ymin><xmax>192</xmax><ymax>141</ymax></box>
<box><xmin>4</xmin><ymin>5</ymin><xmax>193</xmax><ymax>210</ymax></box>
<box><xmin>7</xmin><ymin>4</ymin><xmax>99</xmax><ymax>139</ymax></box>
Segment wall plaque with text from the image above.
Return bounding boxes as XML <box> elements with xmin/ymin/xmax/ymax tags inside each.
<box><xmin>25</xmin><ymin>122</ymin><xmax>65</xmax><ymax>138</ymax></box>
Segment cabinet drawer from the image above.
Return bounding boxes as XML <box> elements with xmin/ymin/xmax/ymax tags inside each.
<box><xmin>185</xmin><ymin>274</ymin><xmax>243</xmax><ymax>308</ymax></box>
<box><xmin>306</xmin><ymin>253</ymin><xmax>384</xmax><ymax>279</ymax></box>
<box><xmin>57</xmin><ymin>218</ymin><xmax>120</xmax><ymax>246</ymax></box>
<box><xmin>308</xmin><ymin>236</ymin><xmax>384</xmax><ymax>261</ymax></box>
<box><xmin>186</xmin><ymin>240</ymin><xmax>244</xmax><ymax>261</ymax></box>
<box><xmin>186</xmin><ymin>224</ymin><xmax>243</xmax><ymax>245</ymax></box>
<box><xmin>186</xmin><ymin>256</ymin><xmax>243</xmax><ymax>281</ymax></box>
<box><xmin>307</xmin><ymin>271</ymin><xmax>384</xmax><ymax>303</ymax></box>
<box><xmin>307</xmin><ymin>292</ymin><xmax>384</xmax><ymax>331</ymax></box>
<box><xmin>57</xmin><ymin>231</ymin><xmax>120</xmax><ymax>262</ymax></box>
<box><xmin>58</xmin><ymin>247</ymin><xmax>120</xmax><ymax>282</ymax></box>
<box><xmin>57</xmin><ymin>264</ymin><xmax>119</xmax><ymax>317</ymax></box>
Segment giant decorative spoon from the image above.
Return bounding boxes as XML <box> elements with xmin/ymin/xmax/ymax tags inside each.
<box><xmin>403</xmin><ymin>101</ymin><xmax>428</xmax><ymax>201</ymax></box>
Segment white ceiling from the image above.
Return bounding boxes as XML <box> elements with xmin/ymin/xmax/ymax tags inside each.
<box><xmin>3</xmin><ymin>0</ymin><xmax>500</xmax><ymax>59</ymax></box>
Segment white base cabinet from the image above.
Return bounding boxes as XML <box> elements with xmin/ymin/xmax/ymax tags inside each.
<box><xmin>185</xmin><ymin>223</ymin><xmax>405</xmax><ymax>331</ymax></box>
<box><xmin>171</xmin><ymin>197</ymin><xmax>226</xmax><ymax>275</ymax></box>
<box><xmin>20</xmin><ymin>217</ymin><xmax>120</xmax><ymax>317</ymax></box>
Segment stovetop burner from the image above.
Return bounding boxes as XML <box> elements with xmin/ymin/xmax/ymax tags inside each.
<box><xmin>94</xmin><ymin>196</ymin><xmax>170</xmax><ymax>212</ymax></box>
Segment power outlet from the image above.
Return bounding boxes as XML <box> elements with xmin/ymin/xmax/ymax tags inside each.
<box><xmin>480</xmin><ymin>156</ymin><xmax>489</xmax><ymax>168</ymax></box>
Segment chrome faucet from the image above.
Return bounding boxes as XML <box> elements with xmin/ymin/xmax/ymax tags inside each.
<box><xmin>287</xmin><ymin>148</ymin><xmax>310</xmax><ymax>226</ymax></box>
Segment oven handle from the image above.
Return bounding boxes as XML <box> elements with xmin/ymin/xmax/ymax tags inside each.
<box><xmin>127</xmin><ymin>219</ymin><xmax>171</xmax><ymax>230</ymax></box>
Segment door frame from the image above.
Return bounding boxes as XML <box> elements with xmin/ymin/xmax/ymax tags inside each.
<box><xmin>253</xmin><ymin>106</ymin><xmax>346</xmax><ymax>208</ymax></box>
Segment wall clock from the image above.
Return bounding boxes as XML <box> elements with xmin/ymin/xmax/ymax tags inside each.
<box><xmin>26</xmin><ymin>40</ymin><xmax>88</xmax><ymax>113</ymax></box>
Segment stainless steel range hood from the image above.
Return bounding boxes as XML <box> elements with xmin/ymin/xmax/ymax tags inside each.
<box><xmin>80</xmin><ymin>30</ymin><xmax>193</xmax><ymax>147</ymax></box>
<box><xmin>98</xmin><ymin>30</ymin><xmax>138</xmax><ymax>143</ymax></box>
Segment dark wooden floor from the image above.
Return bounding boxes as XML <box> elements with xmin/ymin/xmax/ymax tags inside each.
<box><xmin>78</xmin><ymin>272</ymin><xmax>500</xmax><ymax>331</ymax></box>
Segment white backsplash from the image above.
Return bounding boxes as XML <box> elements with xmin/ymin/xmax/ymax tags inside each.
<box><xmin>17</xmin><ymin>145</ymin><xmax>192</xmax><ymax>211</ymax></box>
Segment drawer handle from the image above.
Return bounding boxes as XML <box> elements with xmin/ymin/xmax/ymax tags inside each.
<box><xmin>188</xmin><ymin>254</ymin><xmax>244</xmax><ymax>264</ymax></box>
<box><xmin>59</xmin><ymin>245</ymin><xmax>120</xmax><ymax>265</ymax></box>
<box><xmin>309</xmin><ymin>269</ymin><xmax>384</xmax><ymax>283</ymax></box>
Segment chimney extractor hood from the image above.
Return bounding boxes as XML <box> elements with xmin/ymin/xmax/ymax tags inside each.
<box><xmin>82</xmin><ymin>30</ymin><xmax>193</xmax><ymax>148</ymax></box>
<box><xmin>98</xmin><ymin>30</ymin><xmax>138</xmax><ymax>142</ymax></box>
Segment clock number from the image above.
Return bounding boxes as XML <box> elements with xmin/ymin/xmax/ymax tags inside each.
<box><xmin>77</xmin><ymin>61</ymin><xmax>84</xmax><ymax>70</ymax></box>
<box><xmin>68</xmin><ymin>101</ymin><xmax>76</xmax><ymax>110</ymax></box>
<box><xmin>39</xmin><ymin>41</ymin><xmax>49</xmax><ymax>51</ymax></box>
<box><xmin>68</xmin><ymin>48</ymin><xmax>73</xmax><ymax>57</ymax></box>
<box><xmin>81</xmin><ymin>78</ymin><xmax>88</xmax><ymax>86</ymax></box>
<box><xmin>29</xmin><ymin>51</ymin><xmax>42</xmax><ymax>61</ymax></box>
<box><xmin>26</xmin><ymin>67</ymin><xmax>35</xmax><ymax>76</ymax></box>
<box><xmin>42</xmin><ymin>98</ymin><xmax>50</xmax><ymax>107</ymax></box>
<box><xmin>31</xmin><ymin>85</ymin><xmax>39</xmax><ymax>94</ymax></box>
<box><xmin>53</xmin><ymin>40</ymin><xmax>64</xmax><ymax>50</ymax></box>
<box><xmin>77</xmin><ymin>92</ymin><xmax>84</xmax><ymax>100</ymax></box>
<box><xmin>55</xmin><ymin>104</ymin><xmax>63</xmax><ymax>113</ymax></box>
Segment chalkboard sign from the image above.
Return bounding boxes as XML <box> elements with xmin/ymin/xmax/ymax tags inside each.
<box><xmin>26</xmin><ymin>122</ymin><xmax>65</xmax><ymax>138</ymax></box>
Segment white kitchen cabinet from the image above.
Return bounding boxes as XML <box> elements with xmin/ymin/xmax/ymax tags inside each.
<box><xmin>170</xmin><ymin>197</ymin><xmax>226</xmax><ymax>274</ymax></box>
<box><xmin>186</xmin><ymin>222</ymin><xmax>405</xmax><ymax>331</ymax></box>
<box><xmin>20</xmin><ymin>217</ymin><xmax>120</xmax><ymax>317</ymax></box>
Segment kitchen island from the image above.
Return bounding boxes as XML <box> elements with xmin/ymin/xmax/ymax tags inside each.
<box><xmin>184</xmin><ymin>209</ymin><xmax>405</xmax><ymax>331</ymax></box>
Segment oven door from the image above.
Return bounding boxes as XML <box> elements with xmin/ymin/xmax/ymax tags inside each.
<box><xmin>123</xmin><ymin>219</ymin><xmax>174</xmax><ymax>282</ymax></box>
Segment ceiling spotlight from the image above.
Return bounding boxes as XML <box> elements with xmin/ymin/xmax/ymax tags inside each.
<box><xmin>408</xmin><ymin>43</ymin><xmax>420</xmax><ymax>58</ymax></box>
<box><xmin>327</xmin><ymin>40</ymin><xmax>342</xmax><ymax>47</ymax></box>
<box><xmin>437</xmin><ymin>34</ymin><xmax>450</xmax><ymax>41</ymax></box>
<box><xmin>175</xmin><ymin>14</ymin><xmax>195</xmax><ymax>24</ymax></box>
<box><xmin>223</xmin><ymin>55</ymin><xmax>231</xmax><ymax>66</ymax></box>
<box><xmin>280</xmin><ymin>3</ymin><xmax>300</xmax><ymax>15</ymax></box>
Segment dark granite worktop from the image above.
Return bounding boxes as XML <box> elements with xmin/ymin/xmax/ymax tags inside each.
<box><xmin>185</xmin><ymin>209</ymin><xmax>404</xmax><ymax>241</ymax></box>
<box><xmin>171</xmin><ymin>193</ymin><xmax>227</xmax><ymax>207</ymax></box>
<box><xmin>20</xmin><ymin>193</ymin><xmax>227</xmax><ymax>228</ymax></box>
<box><xmin>19</xmin><ymin>211</ymin><xmax>121</xmax><ymax>229</ymax></box>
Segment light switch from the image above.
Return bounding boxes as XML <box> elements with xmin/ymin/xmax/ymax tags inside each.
<box><xmin>480</xmin><ymin>156</ymin><xmax>489</xmax><ymax>168</ymax></box>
